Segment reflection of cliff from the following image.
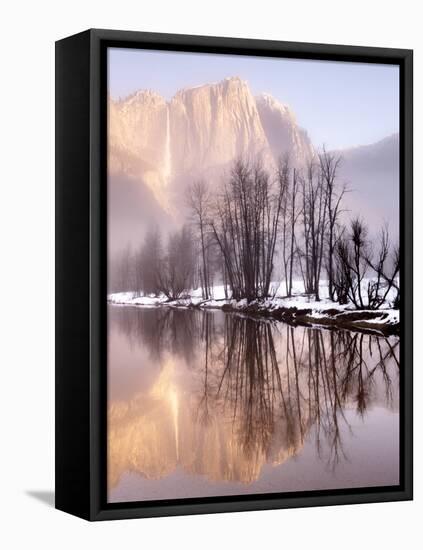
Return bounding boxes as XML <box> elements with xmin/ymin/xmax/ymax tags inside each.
<box><xmin>108</xmin><ymin>308</ymin><xmax>400</xmax><ymax>490</ymax></box>
<box><xmin>108</xmin><ymin>356</ymin><xmax>302</xmax><ymax>489</ymax></box>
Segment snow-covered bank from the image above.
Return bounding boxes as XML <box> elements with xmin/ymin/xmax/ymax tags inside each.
<box><xmin>108</xmin><ymin>282</ymin><xmax>399</xmax><ymax>336</ymax></box>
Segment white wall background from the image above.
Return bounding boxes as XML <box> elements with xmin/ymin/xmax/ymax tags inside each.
<box><xmin>0</xmin><ymin>1</ymin><xmax>420</xmax><ymax>547</ymax></box>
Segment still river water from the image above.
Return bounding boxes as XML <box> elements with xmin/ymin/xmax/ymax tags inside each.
<box><xmin>107</xmin><ymin>306</ymin><xmax>399</xmax><ymax>503</ymax></box>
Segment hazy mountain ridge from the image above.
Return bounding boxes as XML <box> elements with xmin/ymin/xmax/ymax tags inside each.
<box><xmin>333</xmin><ymin>133</ymin><xmax>399</xmax><ymax>237</ymax></box>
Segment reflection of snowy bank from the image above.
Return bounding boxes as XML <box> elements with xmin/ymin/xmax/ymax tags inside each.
<box><xmin>108</xmin><ymin>280</ymin><xmax>399</xmax><ymax>336</ymax></box>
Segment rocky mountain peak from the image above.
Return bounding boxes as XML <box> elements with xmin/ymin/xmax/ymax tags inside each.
<box><xmin>122</xmin><ymin>89</ymin><xmax>165</xmax><ymax>106</ymax></box>
<box><xmin>256</xmin><ymin>92</ymin><xmax>290</xmax><ymax>114</ymax></box>
<box><xmin>256</xmin><ymin>92</ymin><xmax>313</xmax><ymax>164</ymax></box>
<box><xmin>109</xmin><ymin>77</ymin><xmax>314</xmax><ymax>213</ymax></box>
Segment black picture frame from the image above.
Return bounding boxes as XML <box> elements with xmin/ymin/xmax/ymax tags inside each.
<box><xmin>55</xmin><ymin>28</ymin><xmax>413</xmax><ymax>521</ymax></box>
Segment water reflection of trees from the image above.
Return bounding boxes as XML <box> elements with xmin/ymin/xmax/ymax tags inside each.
<box><xmin>110</xmin><ymin>306</ymin><xmax>205</xmax><ymax>365</ymax></box>
<box><xmin>110</xmin><ymin>307</ymin><xmax>399</xmax><ymax>471</ymax></box>
<box><xmin>195</xmin><ymin>314</ymin><xmax>399</xmax><ymax>471</ymax></box>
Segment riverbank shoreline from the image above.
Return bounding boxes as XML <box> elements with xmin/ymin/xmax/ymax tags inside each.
<box><xmin>108</xmin><ymin>292</ymin><xmax>400</xmax><ymax>337</ymax></box>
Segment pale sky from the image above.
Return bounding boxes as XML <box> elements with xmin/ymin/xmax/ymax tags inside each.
<box><xmin>108</xmin><ymin>47</ymin><xmax>399</xmax><ymax>151</ymax></box>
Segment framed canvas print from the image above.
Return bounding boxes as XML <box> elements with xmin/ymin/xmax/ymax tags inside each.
<box><xmin>55</xmin><ymin>29</ymin><xmax>413</xmax><ymax>521</ymax></box>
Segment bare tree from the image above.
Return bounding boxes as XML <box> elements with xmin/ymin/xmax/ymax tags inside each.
<box><xmin>158</xmin><ymin>225</ymin><xmax>195</xmax><ymax>300</ymax></box>
<box><xmin>299</xmin><ymin>159</ymin><xmax>327</xmax><ymax>300</ymax></box>
<box><xmin>287</xmin><ymin>167</ymin><xmax>301</xmax><ymax>296</ymax></box>
<box><xmin>319</xmin><ymin>148</ymin><xmax>346</xmax><ymax>301</ymax></box>
<box><xmin>335</xmin><ymin>219</ymin><xmax>369</xmax><ymax>308</ymax></box>
<box><xmin>115</xmin><ymin>245</ymin><xmax>137</xmax><ymax>293</ymax></box>
<box><xmin>140</xmin><ymin>227</ymin><xmax>162</xmax><ymax>296</ymax></box>
<box><xmin>210</xmin><ymin>158</ymin><xmax>287</xmax><ymax>301</ymax></box>
<box><xmin>186</xmin><ymin>180</ymin><xmax>212</xmax><ymax>299</ymax></box>
<box><xmin>332</xmin><ymin>226</ymin><xmax>349</xmax><ymax>304</ymax></box>
<box><xmin>133</xmin><ymin>246</ymin><xmax>143</xmax><ymax>297</ymax></box>
<box><xmin>280</xmin><ymin>160</ymin><xmax>301</xmax><ymax>296</ymax></box>
<box><xmin>334</xmin><ymin>220</ymin><xmax>398</xmax><ymax>309</ymax></box>
<box><xmin>365</xmin><ymin>227</ymin><xmax>400</xmax><ymax>308</ymax></box>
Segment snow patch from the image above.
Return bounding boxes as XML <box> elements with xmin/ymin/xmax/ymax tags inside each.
<box><xmin>108</xmin><ymin>279</ymin><xmax>399</xmax><ymax>330</ymax></box>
